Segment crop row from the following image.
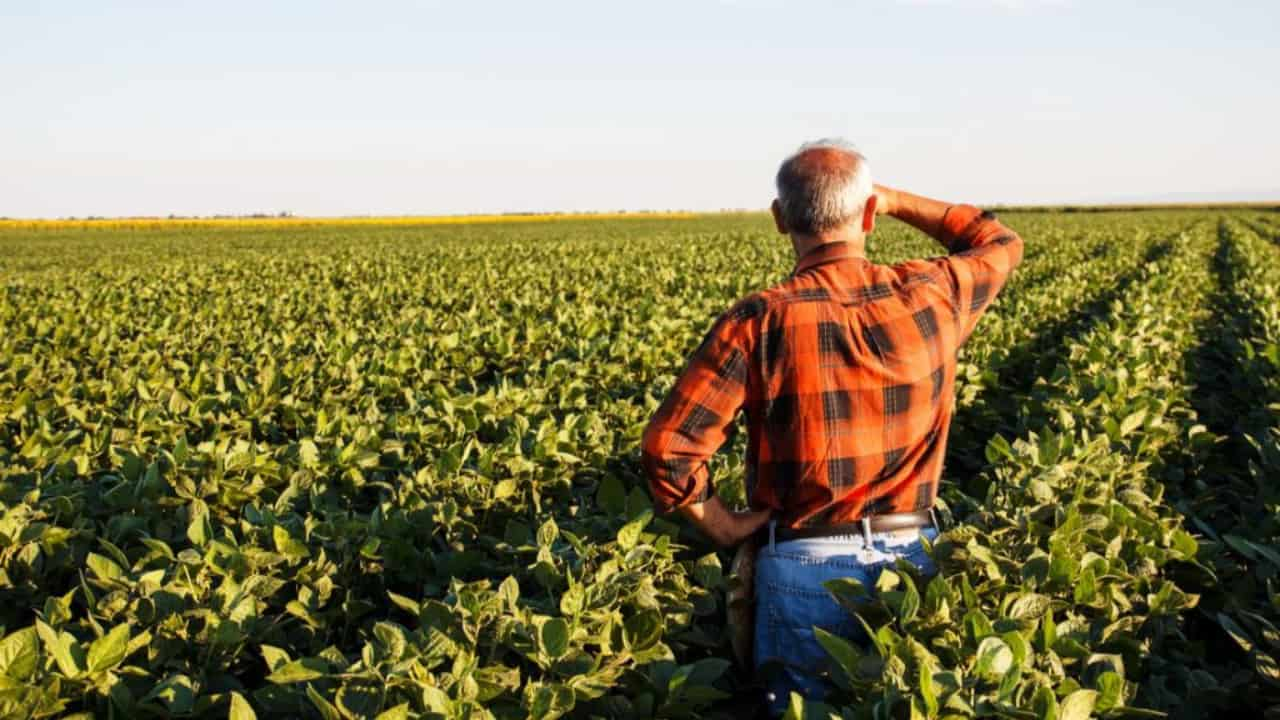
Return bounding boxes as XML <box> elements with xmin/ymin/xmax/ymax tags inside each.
<box><xmin>1163</xmin><ymin>219</ymin><xmax>1280</xmax><ymax>715</ymax></box>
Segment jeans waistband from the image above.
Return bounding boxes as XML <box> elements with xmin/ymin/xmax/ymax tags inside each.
<box><xmin>767</xmin><ymin>519</ymin><xmax>938</xmax><ymax>553</ymax></box>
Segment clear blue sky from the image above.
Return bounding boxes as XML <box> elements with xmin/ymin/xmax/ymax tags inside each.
<box><xmin>2</xmin><ymin>1</ymin><xmax>1277</xmax><ymax>217</ymax></box>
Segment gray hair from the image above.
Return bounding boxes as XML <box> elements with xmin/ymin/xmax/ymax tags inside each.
<box><xmin>774</xmin><ymin>139</ymin><xmax>873</xmax><ymax>236</ymax></box>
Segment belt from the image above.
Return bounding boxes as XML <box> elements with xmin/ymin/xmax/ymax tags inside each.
<box><xmin>774</xmin><ymin>508</ymin><xmax>937</xmax><ymax>542</ymax></box>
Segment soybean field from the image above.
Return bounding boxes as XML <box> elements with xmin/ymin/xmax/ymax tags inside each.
<box><xmin>1</xmin><ymin>210</ymin><xmax>1279</xmax><ymax>719</ymax></box>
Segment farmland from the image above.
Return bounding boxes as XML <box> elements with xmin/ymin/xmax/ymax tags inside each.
<box><xmin>1</xmin><ymin>210</ymin><xmax>1278</xmax><ymax>719</ymax></box>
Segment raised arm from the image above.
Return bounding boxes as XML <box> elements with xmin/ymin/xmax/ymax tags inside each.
<box><xmin>640</xmin><ymin>309</ymin><xmax>770</xmax><ymax>547</ymax></box>
<box><xmin>875</xmin><ymin>184</ymin><xmax>1024</xmax><ymax>343</ymax></box>
<box><xmin>873</xmin><ymin>184</ymin><xmax>955</xmax><ymax>242</ymax></box>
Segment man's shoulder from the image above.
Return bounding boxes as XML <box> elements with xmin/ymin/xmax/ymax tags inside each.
<box><xmin>722</xmin><ymin>276</ymin><xmax>815</xmax><ymax>322</ymax></box>
<box><xmin>723</xmin><ymin>292</ymin><xmax>770</xmax><ymax>322</ymax></box>
<box><xmin>742</xmin><ymin>261</ymin><xmax>949</xmax><ymax>311</ymax></box>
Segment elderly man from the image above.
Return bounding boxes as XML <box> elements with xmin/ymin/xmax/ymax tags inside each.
<box><xmin>641</xmin><ymin>139</ymin><xmax>1023</xmax><ymax>709</ymax></box>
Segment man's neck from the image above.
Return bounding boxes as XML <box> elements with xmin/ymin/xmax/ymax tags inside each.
<box><xmin>791</xmin><ymin>231</ymin><xmax>866</xmax><ymax>262</ymax></box>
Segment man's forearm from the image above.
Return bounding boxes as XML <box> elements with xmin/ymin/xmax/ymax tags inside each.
<box><xmin>875</xmin><ymin>185</ymin><xmax>956</xmax><ymax>247</ymax></box>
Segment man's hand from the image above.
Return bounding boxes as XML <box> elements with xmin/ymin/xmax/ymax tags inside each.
<box><xmin>678</xmin><ymin>495</ymin><xmax>772</xmax><ymax>548</ymax></box>
<box><xmin>873</xmin><ymin>184</ymin><xmax>897</xmax><ymax>216</ymax></box>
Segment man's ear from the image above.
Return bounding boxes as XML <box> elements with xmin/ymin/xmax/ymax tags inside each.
<box><xmin>770</xmin><ymin>199</ymin><xmax>788</xmax><ymax>235</ymax></box>
<box><xmin>862</xmin><ymin>195</ymin><xmax>877</xmax><ymax>234</ymax></box>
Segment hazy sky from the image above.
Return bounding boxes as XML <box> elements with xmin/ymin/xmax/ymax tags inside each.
<box><xmin>2</xmin><ymin>1</ymin><xmax>1277</xmax><ymax>217</ymax></box>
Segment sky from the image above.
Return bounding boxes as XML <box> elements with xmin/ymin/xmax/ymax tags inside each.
<box><xmin>1</xmin><ymin>0</ymin><xmax>1277</xmax><ymax>217</ymax></box>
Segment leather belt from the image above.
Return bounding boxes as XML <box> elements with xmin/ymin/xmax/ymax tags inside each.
<box><xmin>774</xmin><ymin>509</ymin><xmax>937</xmax><ymax>542</ymax></box>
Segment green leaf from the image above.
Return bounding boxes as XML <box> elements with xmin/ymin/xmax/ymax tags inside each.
<box><xmin>824</xmin><ymin>577</ymin><xmax>870</xmax><ymax>613</ymax></box>
<box><xmin>975</xmin><ymin>636</ymin><xmax>1013</xmax><ymax>680</ymax></box>
<box><xmin>1223</xmin><ymin>534</ymin><xmax>1257</xmax><ymax>560</ymax></box>
<box><xmin>596</xmin><ymin>475</ymin><xmax>627</xmax><ymax>516</ymax></box>
<box><xmin>374</xmin><ymin>704</ymin><xmax>410</xmax><ymax>720</ymax></box>
<box><xmin>86</xmin><ymin>623</ymin><xmax>131</xmax><ymax>673</ymax></box>
<box><xmin>875</xmin><ymin>568</ymin><xmax>901</xmax><ymax>593</ymax></box>
<box><xmin>623</xmin><ymin>609</ymin><xmax>663</xmax><ymax>651</ymax></box>
<box><xmin>525</xmin><ymin>683</ymin><xmax>575</xmax><ymax>720</ymax></box>
<box><xmin>540</xmin><ymin>618</ymin><xmax>570</xmax><ymax>659</ymax></box>
<box><xmin>919</xmin><ymin>661</ymin><xmax>939</xmax><ymax>717</ymax></box>
<box><xmin>899</xmin><ymin>574</ymin><xmax>921</xmax><ymax>623</ymax></box>
<box><xmin>498</xmin><ymin>575</ymin><xmax>521</xmax><ymax>611</ymax></box>
<box><xmin>559</xmin><ymin>583</ymin><xmax>585</xmax><ymax>616</ymax></box>
<box><xmin>493</xmin><ymin>478</ymin><xmax>519</xmax><ymax>500</ymax></box>
<box><xmin>1170</xmin><ymin>528</ymin><xmax>1198</xmax><ymax>560</ymax></box>
<box><xmin>1033</xmin><ymin>685</ymin><xmax>1059</xmax><ymax>720</ymax></box>
<box><xmin>1039</xmin><ymin>612</ymin><xmax>1058</xmax><ymax>652</ymax></box>
<box><xmin>1059</xmin><ymin>689</ymin><xmax>1098</xmax><ymax>720</ymax></box>
<box><xmin>260</xmin><ymin>644</ymin><xmax>291</xmax><ymax>670</ymax></box>
<box><xmin>782</xmin><ymin>692</ymin><xmax>806</xmax><ymax>720</ymax></box>
<box><xmin>1119</xmin><ymin>409</ymin><xmax>1147</xmax><ymax>437</ymax></box>
<box><xmin>985</xmin><ymin>433</ymin><xmax>1014</xmax><ymax>463</ymax></box>
<box><xmin>337</xmin><ymin>684</ymin><xmax>380</xmax><ymax>718</ymax></box>
<box><xmin>1246</xmin><ymin>538</ymin><xmax>1280</xmax><ymax>568</ymax></box>
<box><xmin>307</xmin><ymin>684</ymin><xmax>343</xmax><ymax>720</ymax></box>
<box><xmin>35</xmin><ymin>620</ymin><xmax>83</xmax><ymax>678</ymax></box>
<box><xmin>537</xmin><ymin>517</ymin><xmax>559</xmax><ymax>548</ymax></box>
<box><xmin>1009</xmin><ymin>593</ymin><xmax>1052</xmax><ymax>620</ymax></box>
<box><xmin>626</xmin><ymin>484</ymin><xmax>652</xmax><ymax>516</ymax></box>
<box><xmin>299</xmin><ymin>439</ymin><xmax>320</xmax><ymax>467</ymax></box>
<box><xmin>1094</xmin><ymin>671</ymin><xmax>1124</xmax><ymax>712</ymax></box>
<box><xmin>373</xmin><ymin>622</ymin><xmax>407</xmax><ymax>661</ymax></box>
<box><xmin>421</xmin><ymin>685</ymin><xmax>451</xmax><ymax>713</ymax></box>
<box><xmin>143</xmin><ymin>673</ymin><xmax>196</xmax><ymax>714</ymax></box>
<box><xmin>814</xmin><ymin>627</ymin><xmax>860</xmax><ymax>684</ymax></box>
<box><xmin>266</xmin><ymin>657</ymin><xmax>327</xmax><ymax>684</ymax></box>
<box><xmin>85</xmin><ymin>552</ymin><xmax>125</xmax><ymax>582</ymax></box>
<box><xmin>997</xmin><ymin>663</ymin><xmax>1021</xmax><ymax>701</ymax></box>
<box><xmin>387</xmin><ymin>592</ymin><xmax>421</xmax><ymax>617</ymax></box>
<box><xmin>0</xmin><ymin>627</ymin><xmax>39</xmax><ymax>680</ymax></box>
<box><xmin>1216</xmin><ymin>613</ymin><xmax>1255</xmax><ymax>653</ymax></box>
<box><xmin>272</xmin><ymin>525</ymin><xmax>310</xmax><ymax>560</ymax></box>
<box><xmin>229</xmin><ymin>691</ymin><xmax>257</xmax><ymax>720</ymax></box>
<box><xmin>686</xmin><ymin>657</ymin><xmax>731</xmax><ymax>685</ymax></box>
<box><xmin>1102</xmin><ymin>417</ymin><xmax>1121</xmax><ymax>442</ymax></box>
<box><xmin>617</xmin><ymin>509</ymin><xmax>652</xmax><ymax>551</ymax></box>
<box><xmin>964</xmin><ymin>609</ymin><xmax>995</xmax><ymax>643</ymax></box>
<box><xmin>187</xmin><ymin>500</ymin><xmax>212</xmax><ymax>547</ymax></box>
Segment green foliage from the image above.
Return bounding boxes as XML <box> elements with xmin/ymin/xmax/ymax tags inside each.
<box><xmin>0</xmin><ymin>211</ymin><xmax>1277</xmax><ymax>718</ymax></box>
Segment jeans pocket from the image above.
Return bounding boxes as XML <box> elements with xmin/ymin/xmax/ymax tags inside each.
<box><xmin>762</xmin><ymin>581</ymin><xmax>859</xmax><ymax>704</ymax></box>
<box><xmin>763</xmin><ymin>567</ymin><xmax>869</xmax><ymax>664</ymax></box>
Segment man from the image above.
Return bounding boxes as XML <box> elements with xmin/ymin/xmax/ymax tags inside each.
<box><xmin>640</xmin><ymin>139</ymin><xmax>1023</xmax><ymax>710</ymax></box>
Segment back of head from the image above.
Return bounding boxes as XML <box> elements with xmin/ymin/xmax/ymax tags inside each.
<box><xmin>775</xmin><ymin>139</ymin><xmax>873</xmax><ymax>237</ymax></box>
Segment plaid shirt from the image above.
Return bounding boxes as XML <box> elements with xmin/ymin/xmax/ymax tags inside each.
<box><xmin>641</xmin><ymin>205</ymin><xmax>1023</xmax><ymax>527</ymax></box>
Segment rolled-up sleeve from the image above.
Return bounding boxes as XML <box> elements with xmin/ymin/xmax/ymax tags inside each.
<box><xmin>934</xmin><ymin>205</ymin><xmax>1025</xmax><ymax>345</ymax></box>
<box><xmin>641</xmin><ymin>309</ymin><xmax>751</xmax><ymax>514</ymax></box>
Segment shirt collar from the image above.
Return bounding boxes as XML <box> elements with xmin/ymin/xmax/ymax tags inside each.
<box><xmin>792</xmin><ymin>241</ymin><xmax>866</xmax><ymax>275</ymax></box>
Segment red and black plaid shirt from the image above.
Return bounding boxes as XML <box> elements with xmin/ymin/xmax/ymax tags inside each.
<box><xmin>642</xmin><ymin>205</ymin><xmax>1024</xmax><ymax>527</ymax></box>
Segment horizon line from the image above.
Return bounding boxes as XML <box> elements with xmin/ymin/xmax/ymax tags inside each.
<box><xmin>3</xmin><ymin>199</ymin><xmax>1279</xmax><ymax>225</ymax></box>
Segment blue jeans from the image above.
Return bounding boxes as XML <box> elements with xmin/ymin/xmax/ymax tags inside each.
<box><xmin>753</xmin><ymin>523</ymin><xmax>939</xmax><ymax>714</ymax></box>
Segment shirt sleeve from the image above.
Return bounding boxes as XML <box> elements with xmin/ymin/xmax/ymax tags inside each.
<box><xmin>641</xmin><ymin>308</ymin><xmax>751</xmax><ymax>514</ymax></box>
<box><xmin>932</xmin><ymin>205</ymin><xmax>1025</xmax><ymax>345</ymax></box>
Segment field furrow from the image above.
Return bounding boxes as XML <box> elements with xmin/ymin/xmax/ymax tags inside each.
<box><xmin>945</xmin><ymin>218</ymin><xmax>1195</xmax><ymax>482</ymax></box>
